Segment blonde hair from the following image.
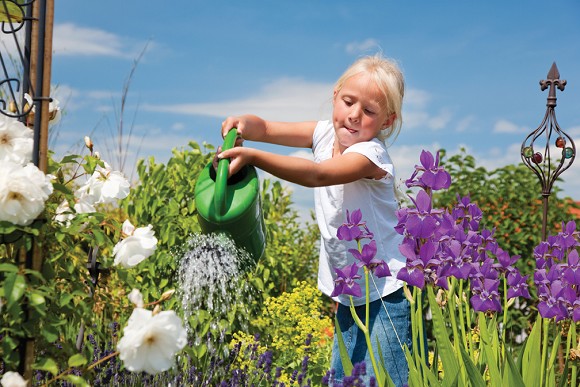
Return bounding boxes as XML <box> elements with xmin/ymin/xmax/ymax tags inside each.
<box><xmin>334</xmin><ymin>54</ymin><xmax>405</xmax><ymax>143</ymax></box>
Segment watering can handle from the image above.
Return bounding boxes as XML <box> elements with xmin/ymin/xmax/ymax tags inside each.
<box><xmin>214</xmin><ymin>128</ymin><xmax>238</xmax><ymax>216</ymax></box>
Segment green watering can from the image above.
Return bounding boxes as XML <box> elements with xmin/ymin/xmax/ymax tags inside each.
<box><xmin>194</xmin><ymin>129</ymin><xmax>266</xmax><ymax>266</ymax></box>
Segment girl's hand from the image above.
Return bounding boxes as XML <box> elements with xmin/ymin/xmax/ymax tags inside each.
<box><xmin>221</xmin><ymin>115</ymin><xmax>266</xmax><ymax>144</ymax></box>
<box><xmin>217</xmin><ymin>146</ymin><xmax>253</xmax><ymax>177</ymax></box>
<box><xmin>221</xmin><ymin>117</ymin><xmax>244</xmax><ymax>147</ymax></box>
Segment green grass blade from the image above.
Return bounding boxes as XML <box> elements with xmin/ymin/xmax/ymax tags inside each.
<box><xmin>334</xmin><ymin>315</ymin><xmax>353</xmax><ymax>376</ymax></box>
<box><xmin>521</xmin><ymin>315</ymin><xmax>542</xmax><ymax>387</ymax></box>
<box><xmin>459</xmin><ymin>344</ymin><xmax>486</xmax><ymax>387</ymax></box>
<box><xmin>426</xmin><ymin>287</ymin><xmax>460</xmax><ymax>386</ymax></box>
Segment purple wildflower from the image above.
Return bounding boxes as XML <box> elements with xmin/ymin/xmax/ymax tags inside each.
<box><xmin>470</xmin><ymin>278</ymin><xmax>502</xmax><ymax>313</ymax></box>
<box><xmin>403</xmin><ymin>190</ymin><xmax>441</xmax><ymax>239</ymax></box>
<box><xmin>562</xmin><ymin>249</ymin><xmax>580</xmax><ymax>286</ymax></box>
<box><xmin>537</xmin><ymin>280</ymin><xmax>569</xmax><ymax>321</ymax></box>
<box><xmin>405</xmin><ymin>150</ymin><xmax>451</xmax><ymax>191</ymax></box>
<box><xmin>331</xmin><ymin>263</ymin><xmax>362</xmax><ymax>297</ymax></box>
<box><xmin>348</xmin><ymin>240</ymin><xmax>392</xmax><ymax>278</ymax></box>
<box><xmin>337</xmin><ymin>209</ymin><xmax>374</xmax><ymax>242</ymax></box>
<box><xmin>397</xmin><ymin>239</ymin><xmax>440</xmax><ymax>289</ymax></box>
<box><xmin>506</xmin><ymin>271</ymin><xmax>531</xmax><ymax>299</ymax></box>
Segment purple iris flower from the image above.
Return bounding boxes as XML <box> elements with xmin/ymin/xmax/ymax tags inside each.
<box><xmin>507</xmin><ymin>271</ymin><xmax>531</xmax><ymax>299</ymax></box>
<box><xmin>452</xmin><ymin>195</ymin><xmax>483</xmax><ymax>231</ymax></box>
<box><xmin>558</xmin><ymin>220</ymin><xmax>579</xmax><ymax>249</ymax></box>
<box><xmin>470</xmin><ymin>278</ymin><xmax>502</xmax><ymax>313</ymax></box>
<box><xmin>405</xmin><ymin>150</ymin><xmax>451</xmax><ymax>191</ymax></box>
<box><xmin>419</xmin><ymin>150</ymin><xmax>452</xmax><ymax>190</ymax></box>
<box><xmin>493</xmin><ymin>248</ymin><xmax>520</xmax><ymax>275</ymax></box>
<box><xmin>563</xmin><ymin>249</ymin><xmax>580</xmax><ymax>286</ymax></box>
<box><xmin>403</xmin><ymin>190</ymin><xmax>441</xmax><ymax>239</ymax></box>
<box><xmin>331</xmin><ymin>263</ymin><xmax>362</xmax><ymax>297</ymax></box>
<box><xmin>537</xmin><ymin>280</ymin><xmax>569</xmax><ymax>321</ymax></box>
<box><xmin>337</xmin><ymin>209</ymin><xmax>374</xmax><ymax>242</ymax></box>
<box><xmin>397</xmin><ymin>240</ymin><xmax>438</xmax><ymax>289</ymax></box>
<box><xmin>573</xmin><ymin>300</ymin><xmax>580</xmax><ymax>323</ymax></box>
<box><xmin>443</xmin><ymin>240</ymin><xmax>475</xmax><ymax>280</ymax></box>
<box><xmin>348</xmin><ymin>240</ymin><xmax>392</xmax><ymax>278</ymax></box>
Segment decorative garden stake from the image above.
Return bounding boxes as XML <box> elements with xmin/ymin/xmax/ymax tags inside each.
<box><xmin>0</xmin><ymin>0</ymin><xmax>55</xmax><ymax>379</ymax></box>
<box><xmin>521</xmin><ymin>62</ymin><xmax>576</xmax><ymax>241</ymax></box>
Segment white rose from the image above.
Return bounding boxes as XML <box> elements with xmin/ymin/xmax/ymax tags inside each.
<box><xmin>54</xmin><ymin>200</ymin><xmax>75</xmax><ymax>226</ymax></box>
<box><xmin>1</xmin><ymin>371</ymin><xmax>27</xmax><ymax>387</ymax></box>
<box><xmin>76</xmin><ymin>162</ymin><xmax>130</xmax><ymax>205</ymax></box>
<box><xmin>128</xmin><ymin>288</ymin><xmax>144</xmax><ymax>308</ymax></box>
<box><xmin>0</xmin><ymin>114</ymin><xmax>33</xmax><ymax>165</ymax></box>
<box><xmin>0</xmin><ymin>162</ymin><xmax>53</xmax><ymax>226</ymax></box>
<box><xmin>113</xmin><ymin>220</ymin><xmax>158</xmax><ymax>268</ymax></box>
<box><xmin>117</xmin><ymin>308</ymin><xmax>187</xmax><ymax>375</ymax></box>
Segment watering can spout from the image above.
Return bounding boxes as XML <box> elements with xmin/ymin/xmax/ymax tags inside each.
<box><xmin>194</xmin><ymin>128</ymin><xmax>266</xmax><ymax>268</ymax></box>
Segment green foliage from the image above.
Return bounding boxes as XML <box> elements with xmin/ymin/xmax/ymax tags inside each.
<box><xmin>234</xmin><ymin>281</ymin><xmax>333</xmax><ymax>384</ymax></box>
<box><xmin>121</xmin><ymin>140</ymin><xmax>323</xmax><ymax>377</ymax></box>
<box><xmin>0</xmin><ymin>152</ymin><xmax>121</xmax><ymax>383</ymax></box>
<box><xmin>120</xmin><ymin>141</ymin><xmax>213</xmax><ymax>305</ymax></box>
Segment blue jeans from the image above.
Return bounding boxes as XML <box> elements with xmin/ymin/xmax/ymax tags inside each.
<box><xmin>330</xmin><ymin>287</ymin><xmax>411</xmax><ymax>387</ymax></box>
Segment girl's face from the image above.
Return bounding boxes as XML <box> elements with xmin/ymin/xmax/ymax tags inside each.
<box><xmin>332</xmin><ymin>72</ymin><xmax>393</xmax><ymax>152</ymax></box>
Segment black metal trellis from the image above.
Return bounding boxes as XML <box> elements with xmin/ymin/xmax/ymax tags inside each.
<box><xmin>520</xmin><ymin>63</ymin><xmax>576</xmax><ymax>241</ymax></box>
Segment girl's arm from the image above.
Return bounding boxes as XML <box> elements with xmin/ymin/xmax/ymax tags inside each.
<box><xmin>218</xmin><ymin>147</ymin><xmax>386</xmax><ymax>187</ymax></box>
<box><xmin>221</xmin><ymin>115</ymin><xmax>316</xmax><ymax>148</ymax></box>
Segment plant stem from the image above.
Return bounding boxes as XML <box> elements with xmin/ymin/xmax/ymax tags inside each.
<box><xmin>540</xmin><ymin>318</ymin><xmax>549</xmax><ymax>387</ymax></box>
<box><xmin>501</xmin><ymin>277</ymin><xmax>508</xmax><ymax>361</ymax></box>
<box><xmin>417</xmin><ymin>289</ymin><xmax>428</xmax><ymax>387</ymax></box>
<box><xmin>446</xmin><ymin>281</ymin><xmax>466</xmax><ymax>384</ymax></box>
<box><xmin>571</xmin><ymin>323</ymin><xmax>578</xmax><ymax>387</ymax></box>
<box><xmin>456</xmin><ymin>279</ymin><xmax>468</xmax><ymax>350</ymax></box>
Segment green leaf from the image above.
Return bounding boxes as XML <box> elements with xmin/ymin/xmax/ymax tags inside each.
<box><xmin>63</xmin><ymin>374</ymin><xmax>91</xmax><ymax>387</ymax></box>
<box><xmin>521</xmin><ymin>315</ymin><xmax>542</xmax><ymax>387</ymax></box>
<box><xmin>34</xmin><ymin>357</ymin><xmax>59</xmax><ymax>376</ymax></box>
<box><xmin>404</xmin><ymin>345</ymin><xmax>425</xmax><ymax>387</ymax></box>
<box><xmin>0</xmin><ymin>263</ymin><xmax>19</xmax><ymax>272</ymax></box>
<box><xmin>4</xmin><ymin>272</ymin><xmax>26</xmax><ymax>306</ymax></box>
<box><xmin>375</xmin><ymin>338</ymin><xmax>395</xmax><ymax>387</ymax></box>
<box><xmin>0</xmin><ymin>2</ymin><xmax>23</xmax><ymax>23</ymax></box>
<box><xmin>334</xmin><ymin>315</ymin><xmax>353</xmax><ymax>377</ymax></box>
<box><xmin>68</xmin><ymin>353</ymin><xmax>88</xmax><ymax>368</ymax></box>
<box><xmin>478</xmin><ymin>313</ymin><xmax>501</xmax><ymax>384</ymax></box>
<box><xmin>426</xmin><ymin>287</ymin><xmax>459</xmax><ymax>383</ymax></box>
<box><xmin>459</xmin><ymin>344</ymin><xmax>486</xmax><ymax>387</ymax></box>
<box><xmin>502</xmin><ymin>348</ymin><xmax>526</xmax><ymax>387</ymax></box>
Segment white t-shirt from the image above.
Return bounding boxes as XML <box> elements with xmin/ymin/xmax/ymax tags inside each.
<box><xmin>312</xmin><ymin>120</ymin><xmax>406</xmax><ymax>306</ymax></box>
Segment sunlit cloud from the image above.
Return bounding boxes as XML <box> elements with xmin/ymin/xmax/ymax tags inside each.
<box><xmin>53</xmin><ymin>23</ymin><xmax>149</xmax><ymax>59</ymax></box>
<box><xmin>143</xmin><ymin>78</ymin><xmax>334</xmax><ymax>122</ymax></box>
<box><xmin>493</xmin><ymin>119</ymin><xmax>528</xmax><ymax>134</ymax></box>
<box><xmin>345</xmin><ymin>38</ymin><xmax>381</xmax><ymax>55</ymax></box>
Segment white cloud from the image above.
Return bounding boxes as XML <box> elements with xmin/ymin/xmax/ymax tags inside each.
<box><xmin>493</xmin><ymin>119</ymin><xmax>527</xmax><ymax>134</ymax></box>
<box><xmin>53</xmin><ymin>23</ymin><xmax>146</xmax><ymax>59</ymax></box>
<box><xmin>404</xmin><ymin>89</ymin><xmax>431</xmax><ymax>109</ymax></box>
<box><xmin>143</xmin><ymin>78</ymin><xmax>334</xmax><ymax>122</ymax></box>
<box><xmin>345</xmin><ymin>38</ymin><xmax>381</xmax><ymax>55</ymax></box>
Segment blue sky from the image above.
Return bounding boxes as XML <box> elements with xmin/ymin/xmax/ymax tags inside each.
<box><xmin>13</xmin><ymin>0</ymin><xmax>580</xmax><ymax>218</ymax></box>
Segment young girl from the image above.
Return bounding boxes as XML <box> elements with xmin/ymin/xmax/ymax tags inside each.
<box><xmin>218</xmin><ymin>54</ymin><xmax>411</xmax><ymax>386</ymax></box>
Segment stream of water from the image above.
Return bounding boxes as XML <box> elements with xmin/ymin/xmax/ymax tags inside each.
<box><xmin>176</xmin><ymin>233</ymin><xmax>254</xmax><ymax>347</ymax></box>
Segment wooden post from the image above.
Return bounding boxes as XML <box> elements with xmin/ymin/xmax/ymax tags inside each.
<box><xmin>21</xmin><ymin>0</ymin><xmax>54</xmax><ymax>380</ymax></box>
